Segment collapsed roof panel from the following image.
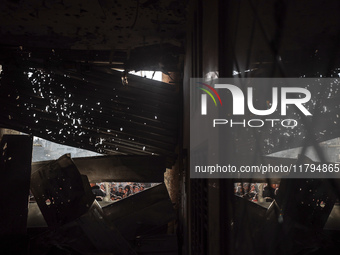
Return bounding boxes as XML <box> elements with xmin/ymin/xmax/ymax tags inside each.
<box><xmin>0</xmin><ymin>65</ymin><xmax>179</xmax><ymax>167</ymax></box>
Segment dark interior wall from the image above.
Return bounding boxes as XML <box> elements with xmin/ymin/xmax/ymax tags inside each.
<box><xmin>182</xmin><ymin>0</ymin><xmax>227</xmax><ymax>254</ymax></box>
<box><xmin>182</xmin><ymin>0</ymin><xmax>340</xmax><ymax>254</ymax></box>
<box><xmin>182</xmin><ymin>0</ymin><xmax>199</xmax><ymax>253</ymax></box>
<box><xmin>201</xmin><ymin>0</ymin><xmax>218</xmax><ymax>77</ymax></box>
<box><xmin>0</xmin><ymin>134</ymin><xmax>33</xmax><ymax>254</ymax></box>
<box><xmin>183</xmin><ymin>0</ymin><xmax>239</xmax><ymax>252</ymax></box>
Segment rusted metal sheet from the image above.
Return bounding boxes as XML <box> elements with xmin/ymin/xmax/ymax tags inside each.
<box><xmin>32</xmin><ymin>155</ymin><xmax>166</xmax><ymax>182</ymax></box>
<box><xmin>0</xmin><ymin>134</ymin><xmax>32</xmax><ymax>253</ymax></box>
<box><xmin>103</xmin><ymin>183</ymin><xmax>176</xmax><ymax>240</ymax></box>
<box><xmin>30</xmin><ymin>154</ymin><xmax>95</xmax><ymax>227</ymax></box>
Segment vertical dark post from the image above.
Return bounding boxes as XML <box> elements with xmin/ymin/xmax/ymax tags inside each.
<box><xmin>218</xmin><ymin>0</ymin><xmax>234</xmax><ymax>78</ymax></box>
<box><xmin>218</xmin><ymin>0</ymin><xmax>235</xmax><ymax>254</ymax></box>
<box><xmin>0</xmin><ymin>135</ymin><xmax>33</xmax><ymax>254</ymax></box>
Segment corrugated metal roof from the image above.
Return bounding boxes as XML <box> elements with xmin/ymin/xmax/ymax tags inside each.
<box><xmin>0</xmin><ymin>65</ymin><xmax>179</xmax><ymax>167</ymax></box>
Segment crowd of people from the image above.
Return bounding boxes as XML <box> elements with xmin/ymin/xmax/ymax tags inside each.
<box><xmin>234</xmin><ymin>182</ymin><xmax>280</xmax><ymax>202</ymax></box>
<box><xmin>91</xmin><ymin>182</ymin><xmax>155</xmax><ymax>201</ymax></box>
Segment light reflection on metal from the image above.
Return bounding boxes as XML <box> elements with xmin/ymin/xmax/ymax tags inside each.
<box><xmin>121</xmin><ymin>70</ymin><xmax>128</xmax><ymax>86</ymax></box>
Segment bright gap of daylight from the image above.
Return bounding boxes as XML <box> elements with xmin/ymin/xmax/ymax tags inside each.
<box><xmin>32</xmin><ymin>136</ymin><xmax>101</xmax><ymax>162</ymax></box>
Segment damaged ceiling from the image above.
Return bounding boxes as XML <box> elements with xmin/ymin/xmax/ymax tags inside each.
<box><xmin>0</xmin><ymin>0</ymin><xmax>186</xmax><ymax>72</ymax></box>
<box><xmin>0</xmin><ymin>0</ymin><xmax>184</xmax><ymax>166</ymax></box>
<box><xmin>0</xmin><ymin>66</ymin><xmax>179</xmax><ymax>167</ymax></box>
<box><xmin>0</xmin><ymin>0</ymin><xmax>186</xmax><ymax>50</ymax></box>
